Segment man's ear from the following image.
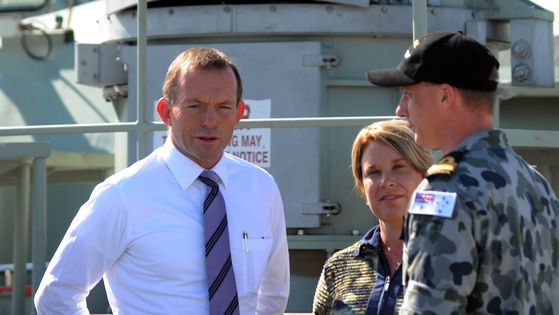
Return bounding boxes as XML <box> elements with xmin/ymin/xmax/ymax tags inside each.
<box><xmin>236</xmin><ymin>99</ymin><xmax>245</xmax><ymax>122</ymax></box>
<box><xmin>156</xmin><ymin>97</ymin><xmax>172</xmax><ymax>126</ymax></box>
<box><xmin>439</xmin><ymin>84</ymin><xmax>456</xmax><ymax>109</ymax></box>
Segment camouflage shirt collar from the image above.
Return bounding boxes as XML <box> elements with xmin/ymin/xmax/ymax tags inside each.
<box><xmin>353</xmin><ymin>224</ymin><xmax>381</xmax><ymax>257</ymax></box>
<box><xmin>452</xmin><ymin>129</ymin><xmax>510</xmax><ymax>154</ymax></box>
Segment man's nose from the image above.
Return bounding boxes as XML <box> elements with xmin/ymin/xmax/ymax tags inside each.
<box><xmin>395</xmin><ymin>96</ymin><xmax>407</xmax><ymax>117</ymax></box>
<box><xmin>203</xmin><ymin>107</ymin><xmax>218</xmax><ymax>127</ymax></box>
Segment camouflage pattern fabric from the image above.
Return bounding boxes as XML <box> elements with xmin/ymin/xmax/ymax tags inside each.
<box><xmin>313</xmin><ymin>225</ymin><xmax>403</xmax><ymax>315</ymax></box>
<box><xmin>401</xmin><ymin>129</ymin><xmax>559</xmax><ymax>314</ymax></box>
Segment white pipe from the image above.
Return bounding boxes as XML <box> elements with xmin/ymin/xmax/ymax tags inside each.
<box><xmin>412</xmin><ymin>0</ymin><xmax>428</xmax><ymax>40</ymax></box>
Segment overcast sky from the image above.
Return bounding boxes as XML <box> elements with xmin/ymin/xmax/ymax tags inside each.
<box><xmin>530</xmin><ymin>0</ymin><xmax>559</xmax><ymax>34</ymax></box>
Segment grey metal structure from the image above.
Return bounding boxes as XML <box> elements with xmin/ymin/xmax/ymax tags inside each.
<box><xmin>0</xmin><ymin>0</ymin><xmax>558</xmax><ymax>313</ymax></box>
<box><xmin>0</xmin><ymin>142</ymin><xmax>48</xmax><ymax>315</ymax></box>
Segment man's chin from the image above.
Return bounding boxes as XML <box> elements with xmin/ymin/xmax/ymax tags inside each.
<box><xmin>414</xmin><ymin>136</ymin><xmax>436</xmax><ymax>150</ymax></box>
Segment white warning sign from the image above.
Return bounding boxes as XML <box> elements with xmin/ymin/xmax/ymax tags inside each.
<box><xmin>225</xmin><ymin>99</ymin><xmax>271</xmax><ymax>168</ymax></box>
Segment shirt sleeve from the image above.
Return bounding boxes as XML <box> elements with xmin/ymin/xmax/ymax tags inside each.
<box><xmin>312</xmin><ymin>259</ymin><xmax>334</xmax><ymax>314</ymax></box>
<box><xmin>34</xmin><ymin>181</ymin><xmax>128</xmax><ymax>315</ymax></box>
<box><xmin>401</xmin><ymin>190</ymin><xmax>478</xmax><ymax>314</ymax></box>
<box><xmin>255</xmin><ymin>185</ymin><xmax>290</xmax><ymax>315</ymax></box>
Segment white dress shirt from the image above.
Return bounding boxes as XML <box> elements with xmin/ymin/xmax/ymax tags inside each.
<box><xmin>34</xmin><ymin>138</ymin><xmax>290</xmax><ymax>315</ymax></box>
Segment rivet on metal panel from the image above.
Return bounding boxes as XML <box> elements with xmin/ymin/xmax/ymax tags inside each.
<box><xmin>513</xmin><ymin>63</ymin><xmax>531</xmax><ymax>82</ymax></box>
<box><xmin>512</xmin><ymin>39</ymin><xmax>532</xmax><ymax>59</ymax></box>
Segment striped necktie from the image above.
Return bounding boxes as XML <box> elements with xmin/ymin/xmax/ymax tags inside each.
<box><xmin>199</xmin><ymin>170</ymin><xmax>240</xmax><ymax>315</ymax></box>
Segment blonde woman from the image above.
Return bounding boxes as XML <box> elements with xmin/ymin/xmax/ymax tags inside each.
<box><xmin>313</xmin><ymin>120</ymin><xmax>432</xmax><ymax>314</ymax></box>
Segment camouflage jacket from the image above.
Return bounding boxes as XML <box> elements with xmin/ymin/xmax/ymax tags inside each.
<box><xmin>313</xmin><ymin>225</ymin><xmax>403</xmax><ymax>315</ymax></box>
<box><xmin>401</xmin><ymin>129</ymin><xmax>559</xmax><ymax>314</ymax></box>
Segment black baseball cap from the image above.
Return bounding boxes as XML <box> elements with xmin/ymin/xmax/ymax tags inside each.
<box><xmin>366</xmin><ymin>31</ymin><xmax>500</xmax><ymax>92</ymax></box>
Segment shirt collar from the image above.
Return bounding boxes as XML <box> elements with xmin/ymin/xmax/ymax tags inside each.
<box><xmin>453</xmin><ymin>129</ymin><xmax>509</xmax><ymax>153</ymax></box>
<box><xmin>353</xmin><ymin>225</ymin><xmax>381</xmax><ymax>257</ymax></box>
<box><xmin>161</xmin><ymin>137</ymin><xmax>230</xmax><ymax>190</ymax></box>
<box><xmin>210</xmin><ymin>160</ymin><xmax>229</xmax><ymax>189</ymax></box>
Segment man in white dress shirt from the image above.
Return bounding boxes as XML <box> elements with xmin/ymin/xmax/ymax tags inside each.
<box><xmin>34</xmin><ymin>47</ymin><xmax>290</xmax><ymax>314</ymax></box>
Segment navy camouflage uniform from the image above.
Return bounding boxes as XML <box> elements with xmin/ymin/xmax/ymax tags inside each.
<box><xmin>313</xmin><ymin>225</ymin><xmax>403</xmax><ymax>315</ymax></box>
<box><xmin>401</xmin><ymin>129</ymin><xmax>559</xmax><ymax>314</ymax></box>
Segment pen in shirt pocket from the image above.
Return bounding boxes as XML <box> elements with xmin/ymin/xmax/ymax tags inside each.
<box><xmin>243</xmin><ymin>231</ymin><xmax>249</xmax><ymax>253</ymax></box>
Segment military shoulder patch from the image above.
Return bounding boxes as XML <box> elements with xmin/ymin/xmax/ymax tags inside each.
<box><xmin>426</xmin><ymin>151</ymin><xmax>464</xmax><ymax>177</ymax></box>
<box><xmin>409</xmin><ymin>190</ymin><xmax>457</xmax><ymax>218</ymax></box>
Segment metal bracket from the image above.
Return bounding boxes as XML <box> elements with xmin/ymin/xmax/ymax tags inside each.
<box><xmin>103</xmin><ymin>84</ymin><xmax>128</xmax><ymax>102</ymax></box>
<box><xmin>75</xmin><ymin>43</ymin><xmax>127</xmax><ymax>87</ymax></box>
<box><xmin>302</xmin><ymin>54</ymin><xmax>341</xmax><ymax>69</ymax></box>
<box><xmin>301</xmin><ymin>201</ymin><xmax>342</xmax><ymax>216</ymax></box>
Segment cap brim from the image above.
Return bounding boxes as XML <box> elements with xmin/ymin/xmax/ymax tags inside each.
<box><xmin>366</xmin><ymin>68</ymin><xmax>417</xmax><ymax>87</ymax></box>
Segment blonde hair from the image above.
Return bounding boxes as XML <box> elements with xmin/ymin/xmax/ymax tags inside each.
<box><xmin>351</xmin><ymin>119</ymin><xmax>432</xmax><ymax>197</ymax></box>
